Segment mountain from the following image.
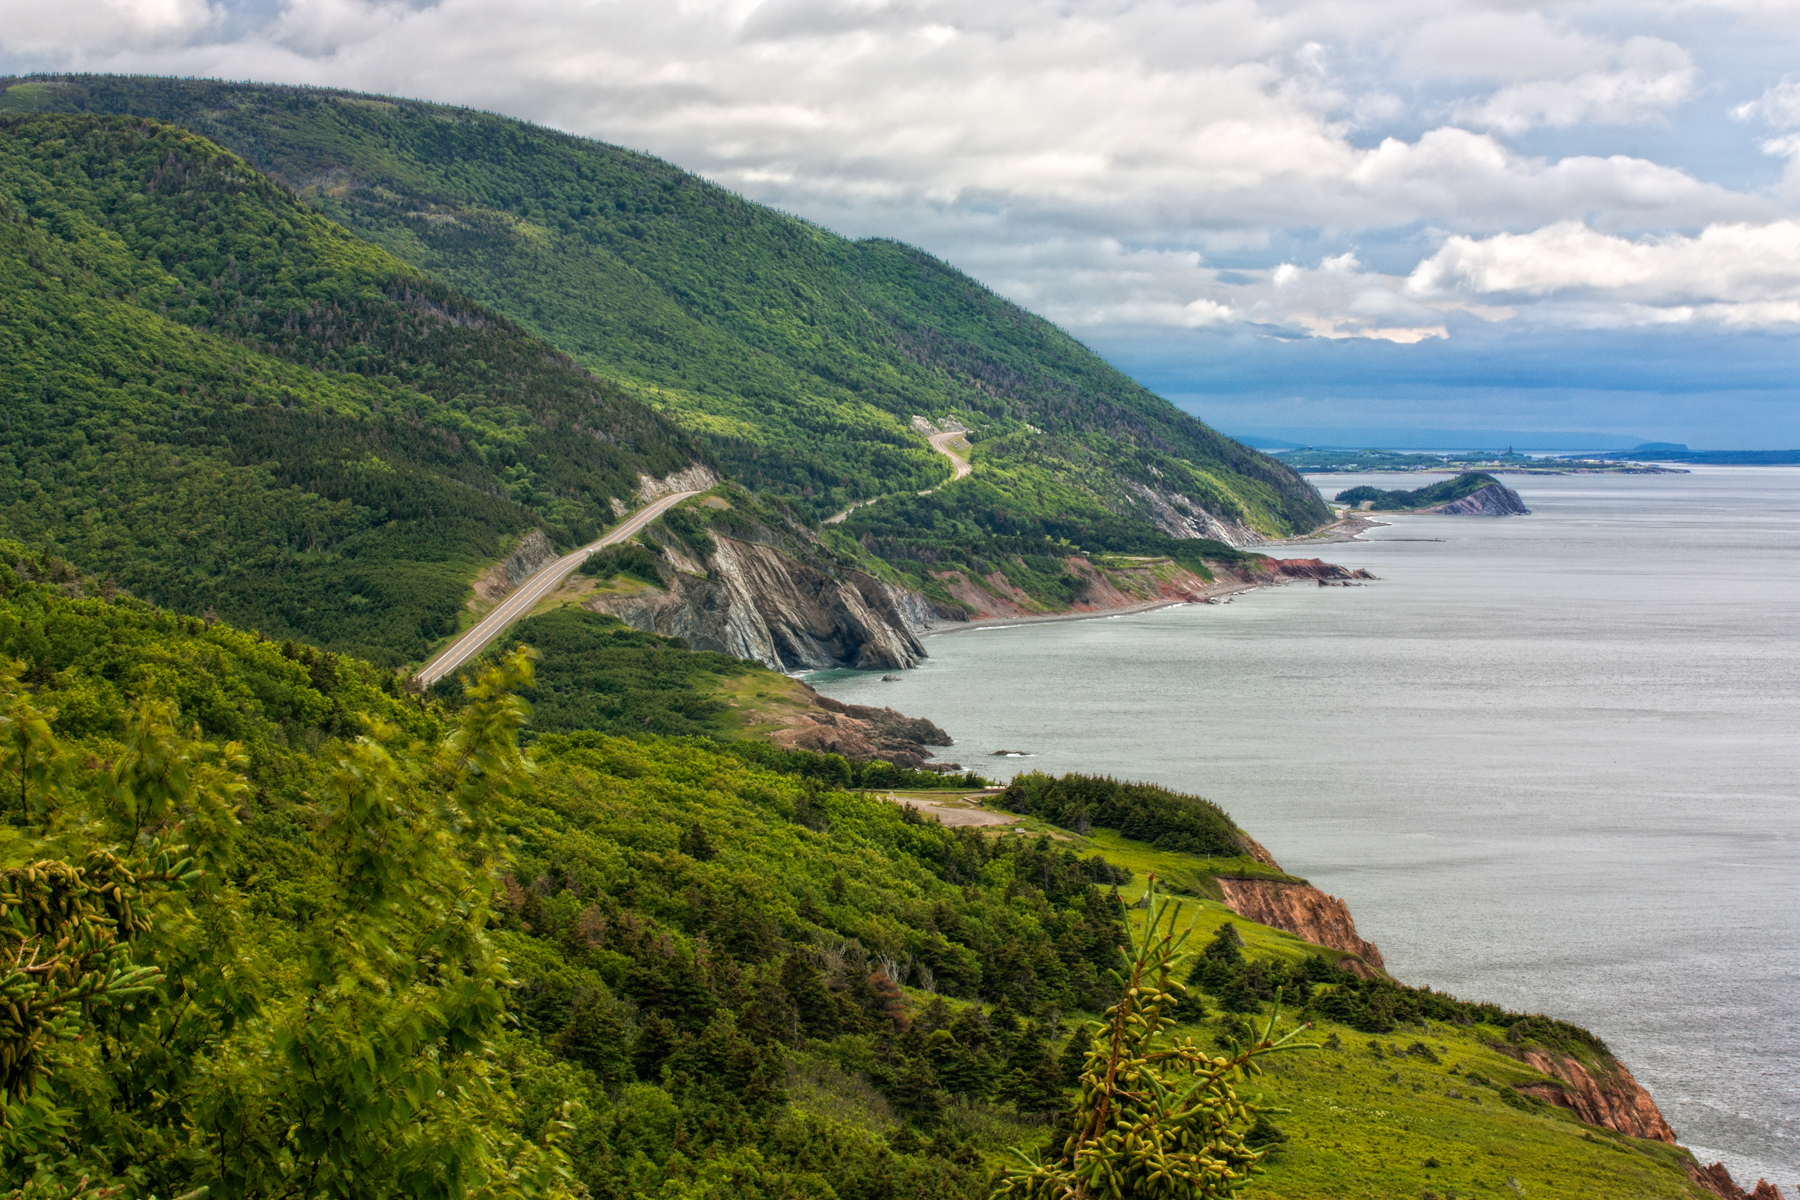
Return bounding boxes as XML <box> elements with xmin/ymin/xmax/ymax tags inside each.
<box><xmin>0</xmin><ymin>544</ymin><xmax>1725</xmax><ymax>1200</ymax></box>
<box><xmin>0</xmin><ymin>109</ymin><xmax>705</xmax><ymax>666</ymax></box>
<box><xmin>1</xmin><ymin>76</ymin><xmax>1330</xmax><ymax>615</ymax></box>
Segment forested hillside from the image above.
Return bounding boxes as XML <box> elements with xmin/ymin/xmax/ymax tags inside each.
<box><xmin>0</xmin><ymin>544</ymin><xmax>1715</xmax><ymax>1199</ymax></box>
<box><xmin>1</xmin><ymin>76</ymin><xmax>1331</xmax><ymax>593</ymax></box>
<box><xmin>0</xmin><ymin>111</ymin><xmax>700</xmax><ymax>665</ymax></box>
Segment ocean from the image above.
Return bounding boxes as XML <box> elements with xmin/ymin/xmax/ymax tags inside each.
<box><xmin>810</xmin><ymin>466</ymin><xmax>1800</xmax><ymax>1189</ymax></box>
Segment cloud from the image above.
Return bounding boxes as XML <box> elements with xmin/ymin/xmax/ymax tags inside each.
<box><xmin>1</xmin><ymin>0</ymin><xmax>1796</xmax><ymax>352</ymax></box>
<box><xmin>1406</xmin><ymin>220</ymin><xmax>1800</xmax><ymax>327</ymax></box>
<box><xmin>0</xmin><ymin>0</ymin><xmax>218</xmax><ymax>55</ymax></box>
<box><xmin>1732</xmin><ymin>76</ymin><xmax>1800</xmax><ymax>129</ymax></box>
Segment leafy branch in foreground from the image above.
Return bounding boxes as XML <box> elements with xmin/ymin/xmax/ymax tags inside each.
<box><xmin>995</xmin><ymin>876</ymin><xmax>1317</xmax><ymax>1200</ymax></box>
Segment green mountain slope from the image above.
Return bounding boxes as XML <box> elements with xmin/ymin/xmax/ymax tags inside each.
<box><xmin>0</xmin><ymin>111</ymin><xmax>702</xmax><ymax>665</ymax></box>
<box><xmin>0</xmin><ymin>546</ymin><xmax>1713</xmax><ymax>1200</ymax></box>
<box><xmin>2</xmin><ymin>76</ymin><xmax>1330</xmax><ymax>575</ymax></box>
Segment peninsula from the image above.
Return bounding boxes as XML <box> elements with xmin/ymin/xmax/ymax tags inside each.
<box><xmin>1335</xmin><ymin>472</ymin><xmax>1532</xmax><ymax>516</ymax></box>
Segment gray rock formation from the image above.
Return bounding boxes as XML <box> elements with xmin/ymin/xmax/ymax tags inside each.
<box><xmin>1421</xmin><ymin>482</ymin><xmax>1530</xmax><ymax>515</ymax></box>
<box><xmin>637</xmin><ymin>463</ymin><xmax>719</xmax><ymax>501</ymax></box>
<box><xmin>587</xmin><ymin>535</ymin><xmax>941</xmax><ymax>671</ymax></box>
<box><xmin>1124</xmin><ymin>480</ymin><xmax>1268</xmax><ymax>546</ymax></box>
<box><xmin>471</xmin><ymin>530</ymin><xmax>557</xmax><ymax>604</ymax></box>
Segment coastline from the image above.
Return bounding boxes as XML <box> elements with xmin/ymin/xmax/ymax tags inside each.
<box><xmin>1268</xmin><ymin>512</ymin><xmax>1386</xmax><ymax>545</ymax></box>
<box><xmin>920</xmin><ymin>569</ymin><xmax>1349</xmax><ymax>638</ymax></box>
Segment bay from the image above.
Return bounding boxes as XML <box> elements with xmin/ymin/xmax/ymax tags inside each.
<box><xmin>810</xmin><ymin>466</ymin><xmax>1800</xmax><ymax>1188</ymax></box>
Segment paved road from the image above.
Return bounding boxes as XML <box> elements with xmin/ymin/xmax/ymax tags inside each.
<box><xmin>415</xmin><ymin>489</ymin><xmax>702</xmax><ymax>687</ymax></box>
<box><xmin>926</xmin><ymin>430</ymin><xmax>973</xmax><ymax>482</ymax></box>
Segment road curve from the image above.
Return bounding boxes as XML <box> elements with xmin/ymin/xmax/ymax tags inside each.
<box><xmin>823</xmin><ymin>430</ymin><xmax>973</xmax><ymax>524</ymax></box>
<box><xmin>415</xmin><ymin>489</ymin><xmax>702</xmax><ymax>687</ymax></box>
<box><xmin>927</xmin><ymin>430</ymin><xmax>973</xmax><ymax>482</ymax></box>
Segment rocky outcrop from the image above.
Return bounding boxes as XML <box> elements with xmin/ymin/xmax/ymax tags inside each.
<box><xmin>588</xmin><ymin>535</ymin><xmax>936</xmax><ymax>672</ymax></box>
<box><xmin>1499</xmin><ymin>1046</ymin><xmax>1676</xmax><ymax>1142</ymax></box>
<box><xmin>930</xmin><ymin>552</ymin><xmax>1372</xmax><ymax>621</ymax></box>
<box><xmin>637</xmin><ymin>463</ymin><xmax>719</xmax><ymax>501</ymax></box>
<box><xmin>1126</xmin><ymin>480</ymin><xmax>1268</xmax><ymax>547</ymax></box>
<box><xmin>1215</xmin><ymin>877</ymin><xmax>1385</xmax><ymax>972</ymax></box>
<box><xmin>1420</xmin><ymin>481</ymin><xmax>1530</xmax><ymax>516</ymax></box>
<box><xmin>767</xmin><ymin>685</ymin><xmax>957</xmax><ymax>768</ymax></box>
<box><xmin>471</xmin><ymin>530</ymin><xmax>557</xmax><ymax>604</ymax></box>
<box><xmin>1685</xmin><ymin>1160</ymin><xmax>1787</xmax><ymax>1200</ymax></box>
<box><xmin>1251</xmin><ymin>557</ymin><xmax>1377</xmax><ymax>583</ymax></box>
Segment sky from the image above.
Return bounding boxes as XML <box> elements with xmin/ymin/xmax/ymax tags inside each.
<box><xmin>4</xmin><ymin>0</ymin><xmax>1799</xmax><ymax>448</ymax></box>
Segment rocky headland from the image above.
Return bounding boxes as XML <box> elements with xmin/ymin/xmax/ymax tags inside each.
<box><xmin>1420</xmin><ymin>480</ymin><xmax>1531</xmax><ymax>515</ymax></box>
<box><xmin>1212</xmin><ymin>835</ymin><xmax>1792</xmax><ymax>1196</ymax></box>
<box><xmin>761</xmin><ymin>684</ymin><xmax>960</xmax><ymax>769</ymax></box>
<box><xmin>1335</xmin><ymin>471</ymin><xmax>1531</xmax><ymax>517</ymax></box>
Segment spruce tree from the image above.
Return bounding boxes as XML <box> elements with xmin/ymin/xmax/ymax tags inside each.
<box><xmin>995</xmin><ymin>877</ymin><xmax>1316</xmax><ymax>1200</ymax></box>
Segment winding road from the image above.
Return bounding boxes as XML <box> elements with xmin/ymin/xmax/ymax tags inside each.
<box><xmin>926</xmin><ymin>430</ymin><xmax>973</xmax><ymax>484</ymax></box>
<box><xmin>824</xmin><ymin>428</ymin><xmax>973</xmax><ymax>525</ymax></box>
<box><xmin>414</xmin><ymin>489</ymin><xmax>702</xmax><ymax>687</ymax></box>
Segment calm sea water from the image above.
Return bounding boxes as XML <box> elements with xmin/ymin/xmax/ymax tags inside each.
<box><xmin>812</xmin><ymin>467</ymin><xmax>1800</xmax><ymax>1188</ymax></box>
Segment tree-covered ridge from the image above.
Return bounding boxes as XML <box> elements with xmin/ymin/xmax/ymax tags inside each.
<box><xmin>0</xmin><ymin>112</ymin><xmax>700</xmax><ymax>665</ymax></box>
<box><xmin>0</xmin><ymin>547</ymin><xmax>1716</xmax><ymax>1199</ymax></box>
<box><xmin>1333</xmin><ymin>473</ymin><xmax>1502</xmax><ymax>512</ymax></box>
<box><xmin>0</xmin><ymin>544</ymin><xmax>1126</xmax><ymax>1197</ymax></box>
<box><xmin>1</xmin><ymin>77</ymin><xmax>1329</xmax><ymax>571</ymax></box>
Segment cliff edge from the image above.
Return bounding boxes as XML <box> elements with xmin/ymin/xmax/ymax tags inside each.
<box><xmin>1420</xmin><ymin>480</ymin><xmax>1531</xmax><ymax>516</ymax></box>
<box><xmin>1216</xmin><ymin>876</ymin><xmax>1386</xmax><ymax>973</ymax></box>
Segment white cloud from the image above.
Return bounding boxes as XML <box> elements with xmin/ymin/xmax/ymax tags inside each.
<box><xmin>1</xmin><ymin>0</ymin><xmax>1796</xmax><ymax>341</ymax></box>
<box><xmin>1732</xmin><ymin>76</ymin><xmax>1800</xmax><ymax>129</ymax></box>
<box><xmin>1407</xmin><ymin>220</ymin><xmax>1800</xmax><ymax>327</ymax></box>
<box><xmin>0</xmin><ymin>0</ymin><xmax>217</xmax><ymax>54</ymax></box>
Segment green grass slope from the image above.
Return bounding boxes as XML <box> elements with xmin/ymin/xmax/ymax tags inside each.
<box><xmin>1</xmin><ymin>77</ymin><xmax>1330</xmax><ymax>574</ymax></box>
<box><xmin>0</xmin><ymin>112</ymin><xmax>702</xmax><ymax>665</ymax></box>
<box><xmin>0</xmin><ymin>543</ymin><xmax>1713</xmax><ymax>1199</ymax></box>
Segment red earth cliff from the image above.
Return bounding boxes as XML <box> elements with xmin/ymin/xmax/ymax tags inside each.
<box><xmin>1224</xmin><ymin>840</ymin><xmax>1701</xmax><ymax>1164</ymax></box>
<box><xmin>1214</xmin><ymin>877</ymin><xmax>1385</xmax><ymax>973</ymax></box>
<box><xmin>929</xmin><ymin>553</ymin><xmax>1373</xmax><ymax>620</ymax></box>
<box><xmin>1684</xmin><ymin>1159</ymin><xmax>1787</xmax><ymax>1200</ymax></box>
<box><xmin>1498</xmin><ymin>1045</ymin><xmax>1675</xmax><ymax>1142</ymax></box>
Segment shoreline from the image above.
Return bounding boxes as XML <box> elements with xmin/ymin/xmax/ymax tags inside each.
<box><xmin>921</xmin><ymin>576</ymin><xmax>1282</xmax><ymax>638</ymax></box>
<box><xmin>1267</xmin><ymin>512</ymin><xmax>1387</xmax><ymax>545</ymax></box>
<box><xmin>920</xmin><ymin>518</ymin><xmax>1383</xmax><ymax>638</ymax></box>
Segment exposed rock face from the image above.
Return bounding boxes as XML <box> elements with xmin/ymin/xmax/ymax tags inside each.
<box><xmin>768</xmin><ymin>685</ymin><xmax>957</xmax><ymax>769</ymax></box>
<box><xmin>471</xmin><ymin>530</ymin><xmax>557</xmax><ymax>604</ymax></box>
<box><xmin>1215</xmin><ymin>877</ymin><xmax>1386</xmax><ymax>972</ymax></box>
<box><xmin>1499</xmin><ymin>1045</ymin><xmax>1676</xmax><ymax>1142</ymax></box>
<box><xmin>1421</xmin><ymin>481</ymin><xmax>1530</xmax><ymax>516</ymax></box>
<box><xmin>1685</xmin><ymin>1160</ymin><xmax>1787</xmax><ymax>1200</ymax></box>
<box><xmin>588</xmin><ymin>535</ymin><xmax>936</xmax><ymax>671</ymax></box>
<box><xmin>1125</xmin><ymin>480</ymin><xmax>1270</xmax><ymax>547</ymax></box>
<box><xmin>637</xmin><ymin>463</ymin><xmax>719</xmax><ymax>501</ymax></box>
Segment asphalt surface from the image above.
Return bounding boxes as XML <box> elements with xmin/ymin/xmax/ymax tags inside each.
<box><xmin>414</xmin><ymin>489</ymin><xmax>702</xmax><ymax>686</ymax></box>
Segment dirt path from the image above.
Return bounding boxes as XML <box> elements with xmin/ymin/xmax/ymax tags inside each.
<box><xmin>881</xmin><ymin>789</ymin><xmax>1017</xmax><ymax>828</ymax></box>
<box><xmin>824</xmin><ymin>427</ymin><xmax>972</xmax><ymax>524</ymax></box>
